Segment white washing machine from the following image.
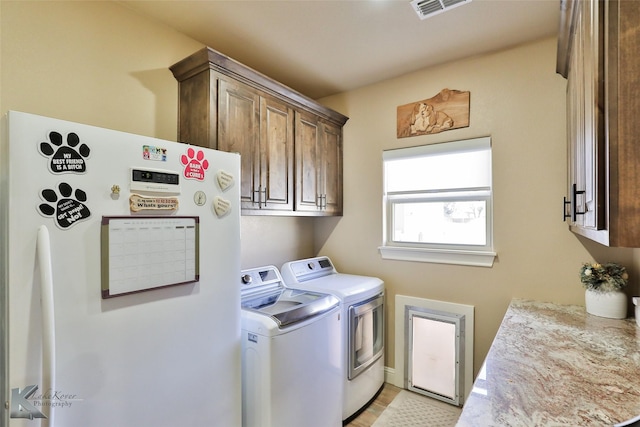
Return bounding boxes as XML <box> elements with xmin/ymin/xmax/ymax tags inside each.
<box><xmin>280</xmin><ymin>256</ymin><xmax>385</xmax><ymax>422</ymax></box>
<box><xmin>240</xmin><ymin>265</ymin><xmax>342</xmax><ymax>427</ymax></box>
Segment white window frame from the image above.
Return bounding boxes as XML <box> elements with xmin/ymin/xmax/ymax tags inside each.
<box><xmin>379</xmin><ymin>137</ymin><xmax>496</xmax><ymax>267</ymax></box>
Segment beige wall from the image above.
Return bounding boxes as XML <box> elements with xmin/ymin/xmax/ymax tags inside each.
<box><xmin>0</xmin><ymin>1</ymin><xmax>314</xmax><ymax>271</ymax></box>
<box><xmin>317</xmin><ymin>37</ymin><xmax>638</xmax><ymax>378</ymax></box>
<box><xmin>2</xmin><ymin>1</ymin><xmax>639</xmax><ymax>385</ymax></box>
<box><xmin>1</xmin><ymin>1</ymin><xmax>198</xmax><ymax>140</ymax></box>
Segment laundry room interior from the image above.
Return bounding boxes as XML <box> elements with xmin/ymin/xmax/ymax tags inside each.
<box><xmin>3</xmin><ymin>1</ymin><xmax>640</xmax><ymax>426</ymax></box>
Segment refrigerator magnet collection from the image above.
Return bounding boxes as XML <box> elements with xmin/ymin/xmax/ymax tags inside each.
<box><xmin>2</xmin><ymin>111</ymin><xmax>243</xmax><ymax>426</ymax></box>
<box><xmin>37</xmin><ymin>131</ymin><xmax>92</xmax><ymax>229</ymax></box>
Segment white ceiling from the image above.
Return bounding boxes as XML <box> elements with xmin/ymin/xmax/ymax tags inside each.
<box><xmin>119</xmin><ymin>0</ymin><xmax>560</xmax><ymax>100</ymax></box>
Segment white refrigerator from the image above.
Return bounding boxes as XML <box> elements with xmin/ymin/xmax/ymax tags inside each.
<box><xmin>1</xmin><ymin>111</ymin><xmax>242</xmax><ymax>426</ymax></box>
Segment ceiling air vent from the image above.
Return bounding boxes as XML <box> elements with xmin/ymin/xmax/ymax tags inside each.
<box><xmin>410</xmin><ymin>0</ymin><xmax>471</xmax><ymax>20</ymax></box>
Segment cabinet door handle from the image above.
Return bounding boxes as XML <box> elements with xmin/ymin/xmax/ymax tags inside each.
<box><xmin>572</xmin><ymin>183</ymin><xmax>586</xmax><ymax>222</ymax></box>
<box><xmin>317</xmin><ymin>194</ymin><xmax>326</xmax><ymax>209</ymax></box>
<box><xmin>316</xmin><ymin>194</ymin><xmax>327</xmax><ymax>209</ymax></box>
<box><xmin>253</xmin><ymin>187</ymin><xmax>266</xmax><ymax>207</ymax></box>
<box><xmin>563</xmin><ymin>197</ymin><xmax>571</xmax><ymax>221</ymax></box>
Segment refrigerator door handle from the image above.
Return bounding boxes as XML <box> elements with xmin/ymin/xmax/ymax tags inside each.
<box><xmin>37</xmin><ymin>225</ymin><xmax>56</xmax><ymax>425</ymax></box>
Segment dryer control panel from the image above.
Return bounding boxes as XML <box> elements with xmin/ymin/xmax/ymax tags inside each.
<box><xmin>282</xmin><ymin>256</ymin><xmax>337</xmax><ymax>283</ymax></box>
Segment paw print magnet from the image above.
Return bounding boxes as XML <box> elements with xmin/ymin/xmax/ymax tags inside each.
<box><xmin>38</xmin><ymin>131</ymin><xmax>90</xmax><ymax>174</ymax></box>
<box><xmin>38</xmin><ymin>182</ymin><xmax>91</xmax><ymax>229</ymax></box>
<box><xmin>181</xmin><ymin>148</ymin><xmax>209</xmax><ymax>181</ymax></box>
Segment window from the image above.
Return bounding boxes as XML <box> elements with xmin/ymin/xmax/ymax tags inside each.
<box><xmin>380</xmin><ymin>137</ymin><xmax>496</xmax><ymax>267</ymax></box>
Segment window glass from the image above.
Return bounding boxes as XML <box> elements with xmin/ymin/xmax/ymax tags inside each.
<box><xmin>380</xmin><ymin>137</ymin><xmax>495</xmax><ymax>266</ymax></box>
<box><xmin>392</xmin><ymin>200</ymin><xmax>487</xmax><ymax>245</ymax></box>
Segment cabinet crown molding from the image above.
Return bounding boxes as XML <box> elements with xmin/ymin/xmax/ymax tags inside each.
<box><xmin>170</xmin><ymin>46</ymin><xmax>349</xmax><ymax>127</ymax></box>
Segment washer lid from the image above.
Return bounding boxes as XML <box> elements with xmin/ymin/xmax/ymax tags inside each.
<box><xmin>240</xmin><ymin>265</ymin><xmax>339</xmax><ymax>328</ymax></box>
<box><xmin>242</xmin><ymin>288</ymin><xmax>339</xmax><ymax>328</ymax></box>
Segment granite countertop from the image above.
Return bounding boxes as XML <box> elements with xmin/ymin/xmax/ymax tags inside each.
<box><xmin>457</xmin><ymin>299</ymin><xmax>640</xmax><ymax>426</ymax></box>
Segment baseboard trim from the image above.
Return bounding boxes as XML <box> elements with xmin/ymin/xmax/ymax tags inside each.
<box><xmin>383</xmin><ymin>366</ymin><xmax>404</xmax><ymax>388</ymax></box>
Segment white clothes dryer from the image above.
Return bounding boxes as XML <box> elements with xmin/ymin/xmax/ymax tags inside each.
<box><xmin>280</xmin><ymin>257</ymin><xmax>385</xmax><ymax>422</ymax></box>
<box><xmin>240</xmin><ymin>265</ymin><xmax>343</xmax><ymax>427</ymax></box>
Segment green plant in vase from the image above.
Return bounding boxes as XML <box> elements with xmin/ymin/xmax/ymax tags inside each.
<box><xmin>580</xmin><ymin>262</ymin><xmax>629</xmax><ymax>319</ymax></box>
<box><xmin>580</xmin><ymin>262</ymin><xmax>629</xmax><ymax>292</ymax></box>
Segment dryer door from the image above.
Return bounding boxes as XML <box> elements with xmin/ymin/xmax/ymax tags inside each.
<box><xmin>348</xmin><ymin>293</ymin><xmax>384</xmax><ymax>379</ymax></box>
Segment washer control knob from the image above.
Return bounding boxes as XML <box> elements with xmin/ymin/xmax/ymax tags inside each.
<box><xmin>241</xmin><ymin>274</ymin><xmax>252</xmax><ymax>285</ymax></box>
<box><xmin>307</xmin><ymin>262</ymin><xmax>315</xmax><ymax>270</ymax></box>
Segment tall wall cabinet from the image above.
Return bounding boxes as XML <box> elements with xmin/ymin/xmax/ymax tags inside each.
<box><xmin>558</xmin><ymin>0</ymin><xmax>640</xmax><ymax>246</ymax></box>
<box><xmin>170</xmin><ymin>47</ymin><xmax>348</xmax><ymax>216</ymax></box>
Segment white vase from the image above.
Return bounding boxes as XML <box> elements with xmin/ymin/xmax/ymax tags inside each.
<box><xmin>585</xmin><ymin>289</ymin><xmax>627</xmax><ymax>319</ymax></box>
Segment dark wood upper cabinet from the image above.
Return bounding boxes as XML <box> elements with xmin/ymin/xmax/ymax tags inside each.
<box><xmin>558</xmin><ymin>0</ymin><xmax>640</xmax><ymax>246</ymax></box>
<box><xmin>170</xmin><ymin>47</ymin><xmax>348</xmax><ymax>216</ymax></box>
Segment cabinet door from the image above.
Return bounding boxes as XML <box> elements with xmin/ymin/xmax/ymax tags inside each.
<box><xmin>319</xmin><ymin>121</ymin><xmax>343</xmax><ymax>215</ymax></box>
<box><xmin>581</xmin><ymin>0</ymin><xmax>604</xmax><ymax>229</ymax></box>
<box><xmin>176</xmin><ymin>70</ymin><xmax>217</xmax><ymax>149</ymax></box>
<box><xmin>217</xmin><ymin>78</ymin><xmax>260</xmax><ymax>209</ymax></box>
<box><xmin>260</xmin><ymin>96</ymin><xmax>294</xmax><ymax>211</ymax></box>
<box><xmin>567</xmin><ymin>0</ymin><xmax>604</xmax><ymax>230</ymax></box>
<box><xmin>567</xmin><ymin>4</ymin><xmax>588</xmax><ymax>227</ymax></box>
<box><xmin>295</xmin><ymin>112</ymin><xmax>321</xmax><ymax>212</ymax></box>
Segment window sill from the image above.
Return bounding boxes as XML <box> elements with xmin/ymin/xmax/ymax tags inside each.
<box><xmin>378</xmin><ymin>245</ymin><xmax>496</xmax><ymax>267</ymax></box>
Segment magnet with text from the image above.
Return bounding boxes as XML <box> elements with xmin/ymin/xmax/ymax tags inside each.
<box><xmin>180</xmin><ymin>147</ymin><xmax>209</xmax><ymax>181</ymax></box>
<box><xmin>37</xmin><ymin>182</ymin><xmax>91</xmax><ymax>229</ymax></box>
<box><xmin>129</xmin><ymin>194</ymin><xmax>179</xmax><ymax>212</ymax></box>
<box><xmin>213</xmin><ymin>196</ymin><xmax>231</xmax><ymax>218</ymax></box>
<box><xmin>38</xmin><ymin>131</ymin><xmax>91</xmax><ymax>174</ymax></box>
<box><xmin>216</xmin><ymin>170</ymin><xmax>235</xmax><ymax>192</ymax></box>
